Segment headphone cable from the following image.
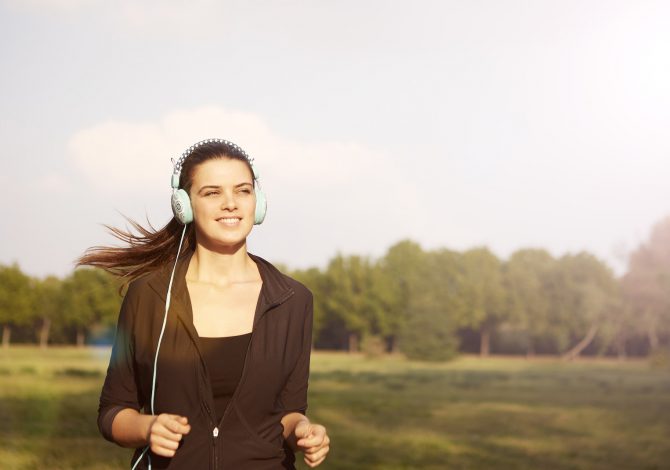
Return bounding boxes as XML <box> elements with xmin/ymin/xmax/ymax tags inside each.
<box><xmin>131</xmin><ymin>224</ymin><xmax>188</xmax><ymax>470</ymax></box>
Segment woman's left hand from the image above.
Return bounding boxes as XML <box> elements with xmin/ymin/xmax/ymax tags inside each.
<box><xmin>294</xmin><ymin>420</ymin><xmax>330</xmax><ymax>468</ymax></box>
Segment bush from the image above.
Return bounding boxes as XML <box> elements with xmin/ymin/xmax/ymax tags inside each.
<box><xmin>648</xmin><ymin>348</ymin><xmax>670</xmax><ymax>369</ymax></box>
<box><xmin>361</xmin><ymin>335</ymin><xmax>386</xmax><ymax>358</ymax></box>
<box><xmin>398</xmin><ymin>310</ymin><xmax>459</xmax><ymax>362</ymax></box>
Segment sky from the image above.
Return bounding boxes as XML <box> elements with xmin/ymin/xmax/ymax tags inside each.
<box><xmin>1</xmin><ymin>0</ymin><xmax>668</xmax><ymax>278</ymax></box>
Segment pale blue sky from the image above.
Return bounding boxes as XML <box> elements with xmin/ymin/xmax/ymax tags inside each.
<box><xmin>1</xmin><ymin>0</ymin><xmax>668</xmax><ymax>277</ymax></box>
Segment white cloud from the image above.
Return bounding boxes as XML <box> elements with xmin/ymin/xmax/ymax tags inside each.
<box><xmin>67</xmin><ymin>105</ymin><xmax>429</xmax><ymax>265</ymax></box>
<box><xmin>68</xmin><ymin>120</ymin><xmax>171</xmax><ymax>192</ymax></box>
<box><xmin>67</xmin><ymin>105</ymin><xmax>400</xmax><ymax>192</ymax></box>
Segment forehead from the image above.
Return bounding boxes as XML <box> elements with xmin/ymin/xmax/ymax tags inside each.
<box><xmin>191</xmin><ymin>158</ymin><xmax>253</xmax><ymax>184</ymax></box>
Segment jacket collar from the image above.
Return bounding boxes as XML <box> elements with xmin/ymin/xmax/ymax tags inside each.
<box><xmin>146</xmin><ymin>249</ymin><xmax>295</xmax><ymax>332</ymax></box>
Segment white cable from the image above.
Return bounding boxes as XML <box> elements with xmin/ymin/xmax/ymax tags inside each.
<box><xmin>131</xmin><ymin>224</ymin><xmax>188</xmax><ymax>470</ymax></box>
<box><xmin>152</xmin><ymin>224</ymin><xmax>187</xmax><ymax>414</ymax></box>
<box><xmin>130</xmin><ymin>446</ymin><xmax>149</xmax><ymax>470</ymax></box>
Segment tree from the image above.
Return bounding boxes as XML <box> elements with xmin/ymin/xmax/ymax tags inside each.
<box><xmin>459</xmin><ymin>248</ymin><xmax>506</xmax><ymax>357</ymax></box>
<box><xmin>379</xmin><ymin>240</ymin><xmax>426</xmax><ymax>353</ymax></box>
<box><xmin>381</xmin><ymin>241</ymin><xmax>463</xmax><ymax>361</ymax></box>
<box><xmin>594</xmin><ymin>298</ymin><xmax>630</xmax><ymax>359</ymax></box>
<box><xmin>32</xmin><ymin>276</ymin><xmax>63</xmax><ymax>348</ymax></box>
<box><xmin>399</xmin><ymin>304</ymin><xmax>460</xmax><ymax>361</ymax></box>
<box><xmin>552</xmin><ymin>253</ymin><xmax>618</xmax><ymax>360</ymax></box>
<box><xmin>0</xmin><ymin>263</ymin><xmax>33</xmax><ymax>348</ymax></box>
<box><xmin>621</xmin><ymin>216</ymin><xmax>670</xmax><ymax>353</ymax></box>
<box><xmin>60</xmin><ymin>268</ymin><xmax>121</xmax><ymax>346</ymax></box>
<box><xmin>400</xmin><ymin>248</ymin><xmax>463</xmax><ymax>361</ymax></box>
<box><xmin>504</xmin><ymin>249</ymin><xmax>555</xmax><ymax>356</ymax></box>
<box><xmin>290</xmin><ymin>266</ymin><xmax>327</xmax><ymax>346</ymax></box>
<box><xmin>320</xmin><ymin>254</ymin><xmax>388</xmax><ymax>352</ymax></box>
<box><xmin>504</xmin><ymin>249</ymin><xmax>556</xmax><ymax>356</ymax></box>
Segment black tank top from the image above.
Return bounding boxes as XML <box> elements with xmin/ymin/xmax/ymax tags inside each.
<box><xmin>198</xmin><ymin>332</ymin><xmax>252</xmax><ymax>423</ymax></box>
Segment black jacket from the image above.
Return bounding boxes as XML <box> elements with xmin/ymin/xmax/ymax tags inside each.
<box><xmin>97</xmin><ymin>250</ymin><xmax>314</xmax><ymax>469</ymax></box>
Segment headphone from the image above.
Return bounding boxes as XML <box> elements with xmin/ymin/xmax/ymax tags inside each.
<box><xmin>170</xmin><ymin>138</ymin><xmax>267</xmax><ymax>225</ymax></box>
<box><xmin>132</xmin><ymin>138</ymin><xmax>265</xmax><ymax>470</ymax></box>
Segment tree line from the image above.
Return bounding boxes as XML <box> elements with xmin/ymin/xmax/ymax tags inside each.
<box><xmin>1</xmin><ymin>217</ymin><xmax>668</xmax><ymax>360</ymax></box>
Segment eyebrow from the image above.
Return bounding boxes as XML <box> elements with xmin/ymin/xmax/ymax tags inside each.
<box><xmin>197</xmin><ymin>182</ymin><xmax>253</xmax><ymax>193</ymax></box>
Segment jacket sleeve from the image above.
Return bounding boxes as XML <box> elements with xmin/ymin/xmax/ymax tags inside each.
<box><xmin>279</xmin><ymin>290</ymin><xmax>314</xmax><ymax>416</ymax></box>
<box><xmin>97</xmin><ymin>282</ymin><xmax>142</xmax><ymax>444</ymax></box>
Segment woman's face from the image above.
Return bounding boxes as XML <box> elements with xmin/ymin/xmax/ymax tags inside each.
<box><xmin>188</xmin><ymin>158</ymin><xmax>256</xmax><ymax>250</ymax></box>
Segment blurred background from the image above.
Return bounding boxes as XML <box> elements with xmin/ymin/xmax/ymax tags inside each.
<box><xmin>1</xmin><ymin>1</ymin><xmax>669</xmax><ymax>469</ymax></box>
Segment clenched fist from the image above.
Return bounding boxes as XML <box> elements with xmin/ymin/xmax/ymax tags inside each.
<box><xmin>147</xmin><ymin>413</ymin><xmax>191</xmax><ymax>458</ymax></box>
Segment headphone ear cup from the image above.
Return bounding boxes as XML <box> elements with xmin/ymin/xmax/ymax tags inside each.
<box><xmin>254</xmin><ymin>188</ymin><xmax>267</xmax><ymax>225</ymax></box>
<box><xmin>171</xmin><ymin>189</ymin><xmax>194</xmax><ymax>224</ymax></box>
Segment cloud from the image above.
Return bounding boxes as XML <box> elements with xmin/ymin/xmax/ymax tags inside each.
<box><xmin>67</xmin><ymin>105</ymin><xmax>429</xmax><ymax>264</ymax></box>
<box><xmin>68</xmin><ymin>119</ymin><xmax>172</xmax><ymax>193</ymax></box>
<box><xmin>68</xmin><ymin>105</ymin><xmax>398</xmax><ymax>191</ymax></box>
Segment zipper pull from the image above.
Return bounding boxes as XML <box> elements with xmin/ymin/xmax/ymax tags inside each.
<box><xmin>212</xmin><ymin>427</ymin><xmax>219</xmax><ymax>437</ymax></box>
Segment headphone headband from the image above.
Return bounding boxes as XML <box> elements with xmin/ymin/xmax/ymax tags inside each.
<box><xmin>172</xmin><ymin>138</ymin><xmax>255</xmax><ymax>188</ymax></box>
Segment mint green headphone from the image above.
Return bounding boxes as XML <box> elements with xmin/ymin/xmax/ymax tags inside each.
<box><xmin>170</xmin><ymin>138</ymin><xmax>267</xmax><ymax>225</ymax></box>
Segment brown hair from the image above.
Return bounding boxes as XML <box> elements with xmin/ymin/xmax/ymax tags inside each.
<box><xmin>76</xmin><ymin>140</ymin><xmax>255</xmax><ymax>284</ymax></box>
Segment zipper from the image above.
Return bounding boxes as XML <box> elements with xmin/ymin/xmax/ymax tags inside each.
<box><xmin>197</xmin><ymin>287</ymin><xmax>296</xmax><ymax>469</ymax></box>
<box><xmin>218</xmin><ymin>329</ymin><xmax>255</xmax><ymax>428</ymax></box>
<box><xmin>198</xmin><ymin>347</ymin><xmax>219</xmax><ymax>470</ymax></box>
<box><xmin>188</xmin><ymin>335</ymin><xmax>219</xmax><ymax>469</ymax></box>
<box><xmin>213</xmin><ymin>425</ymin><xmax>218</xmax><ymax>469</ymax></box>
<box><xmin>218</xmin><ymin>288</ymin><xmax>295</xmax><ymax>429</ymax></box>
<box><xmin>165</xmin><ymin>253</ymin><xmax>297</xmax><ymax>469</ymax></box>
<box><xmin>195</xmin><ymin>349</ymin><xmax>218</xmax><ymax>426</ymax></box>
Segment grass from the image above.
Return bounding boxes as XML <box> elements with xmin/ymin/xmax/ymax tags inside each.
<box><xmin>0</xmin><ymin>347</ymin><xmax>669</xmax><ymax>469</ymax></box>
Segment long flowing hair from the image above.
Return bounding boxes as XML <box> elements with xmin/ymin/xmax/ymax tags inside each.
<box><xmin>76</xmin><ymin>140</ymin><xmax>255</xmax><ymax>285</ymax></box>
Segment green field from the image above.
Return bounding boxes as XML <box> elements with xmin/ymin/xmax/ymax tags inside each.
<box><xmin>0</xmin><ymin>348</ymin><xmax>668</xmax><ymax>470</ymax></box>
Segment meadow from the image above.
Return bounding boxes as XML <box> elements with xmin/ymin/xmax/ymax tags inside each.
<box><xmin>0</xmin><ymin>347</ymin><xmax>668</xmax><ymax>470</ymax></box>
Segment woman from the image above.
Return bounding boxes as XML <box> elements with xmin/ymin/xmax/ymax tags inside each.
<box><xmin>78</xmin><ymin>139</ymin><xmax>330</xmax><ymax>469</ymax></box>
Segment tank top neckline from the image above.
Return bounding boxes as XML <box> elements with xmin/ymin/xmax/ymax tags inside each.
<box><xmin>198</xmin><ymin>331</ymin><xmax>252</xmax><ymax>340</ymax></box>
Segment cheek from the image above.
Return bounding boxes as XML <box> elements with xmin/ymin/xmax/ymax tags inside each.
<box><xmin>191</xmin><ymin>199</ymin><xmax>216</xmax><ymax>220</ymax></box>
<box><xmin>238</xmin><ymin>195</ymin><xmax>255</xmax><ymax>211</ymax></box>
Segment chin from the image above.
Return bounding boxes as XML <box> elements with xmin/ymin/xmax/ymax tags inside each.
<box><xmin>195</xmin><ymin>228</ymin><xmax>251</xmax><ymax>251</ymax></box>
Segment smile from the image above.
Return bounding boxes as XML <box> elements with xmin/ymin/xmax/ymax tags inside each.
<box><xmin>216</xmin><ymin>217</ymin><xmax>241</xmax><ymax>226</ymax></box>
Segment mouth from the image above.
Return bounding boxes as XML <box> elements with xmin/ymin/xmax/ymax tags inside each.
<box><xmin>216</xmin><ymin>217</ymin><xmax>242</xmax><ymax>226</ymax></box>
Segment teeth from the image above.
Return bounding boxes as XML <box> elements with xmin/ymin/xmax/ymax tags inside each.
<box><xmin>218</xmin><ymin>218</ymin><xmax>240</xmax><ymax>223</ymax></box>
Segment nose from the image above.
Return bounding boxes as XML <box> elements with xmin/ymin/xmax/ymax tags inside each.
<box><xmin>221</xmin><ymin>191</ymin><xmax>237</xmax><ymax>210</ymax></box>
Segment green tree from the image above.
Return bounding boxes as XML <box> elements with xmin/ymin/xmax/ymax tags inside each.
<box><xmin>504</xmin><ymin>249</ymin><xmax>555</xmax><ymax>356</ymax></box>
<box><xmin>60</xmin><ymin>268</ymin><xmax>121</xmax><ymax>346</ymax></box>
<box><xmin>321</xmin><ymin>254</ymin><xmax>387</xmax><ymax>352</ymax></box>
<box><xmin>290</xmin><ymin>266</ymin><xmax>327</xmax><ymax>346</ymax></box>
<box><xmin>621</xmin><ymin>216</ymin><xmax>670</xmax><ymax>353</ymax></box>
<box><xmin>459</xmin><ymin>248</ymin><xmax>506</xmax><ymax>357</ymax></box>
<box><xmin>402</xmin><ymin>248</ymin><xmax>463</xmax><ymax>361</ymax></box>
<box><xmin>32</xmin><ymin>276</ymin><xmax>63</xmax><ymax>348</ymax></box>
<box><xmin>383</xmin><ymin>241</ymin><xmax>462</xmax><ymax>361</ymax></box>
<box><xmin>399</xmin><ymin>305</ymin><xmax>459</xmax><ymax>361</ymax></box>
<box><xmin>0</xmin><ymin>263</ymin><xmax>33</xmax><ymax>348</ymax></box>
<box><xmin>551</xmin><ymin>253</ymin><xmax>618</xmax><ymax>360</ymax></box>
<box><xmin>379</xmin><ymin>240</ymin><xmax>426</xmax><ymax>353</ymax></box>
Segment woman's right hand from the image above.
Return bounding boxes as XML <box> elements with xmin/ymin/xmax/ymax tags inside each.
<box><xmin>147</xmin><ymin>413</ymin><xmax>191</xmax><ymax>457</ymax></box>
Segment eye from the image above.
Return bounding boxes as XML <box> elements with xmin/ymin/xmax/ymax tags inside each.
<box><xmin>204</xmin><ymin>191</ymin><xmax>219</xmax><ymax>197</ymax></box>
<box><xmin>239</xmin><ymin>189</ymin><xmax>252</xmax><ymax>194</ymax></box>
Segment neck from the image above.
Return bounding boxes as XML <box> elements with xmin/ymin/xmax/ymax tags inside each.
<box><xmin>187</xmin><ymin>241</ymin><xmax>259</xmax><ymax>285</ymax></box>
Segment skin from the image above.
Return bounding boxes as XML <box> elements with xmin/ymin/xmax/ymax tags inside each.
<box><xmin>110</xmin><ymin>157</ymin><xmax>330</xmax><ymax>466</ymax></box>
